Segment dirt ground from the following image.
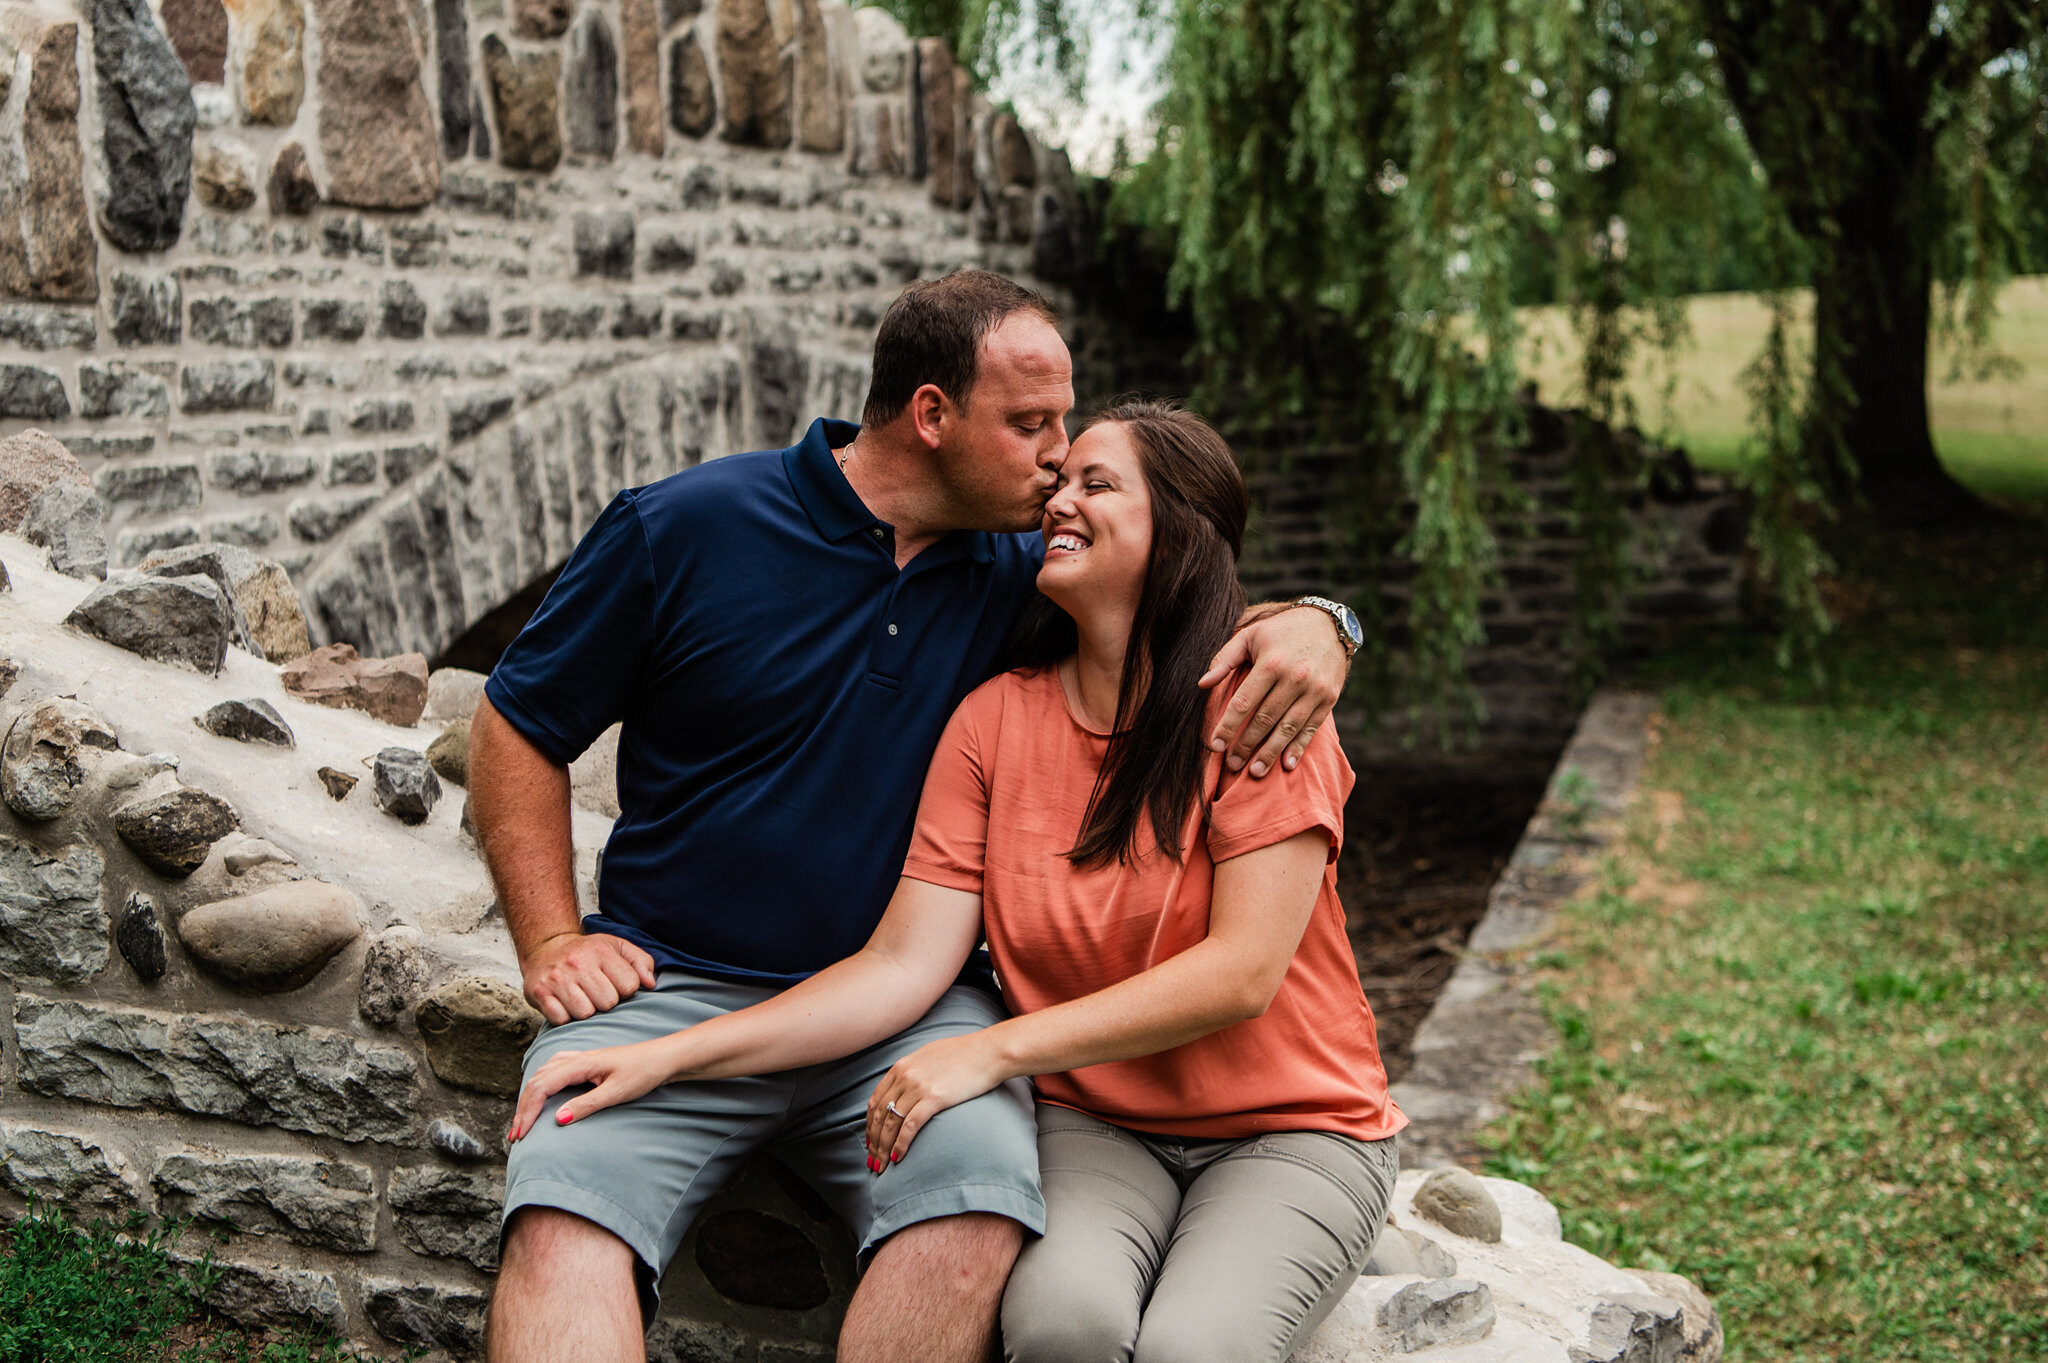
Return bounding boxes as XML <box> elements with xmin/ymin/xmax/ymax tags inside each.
<box><xmin>1338</xmin><ymin>777</ymin><xmax>1547</xmax><ymax>1081</ymax></box>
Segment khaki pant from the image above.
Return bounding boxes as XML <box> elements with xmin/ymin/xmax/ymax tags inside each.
<box><xmin>1001</xmin><ymin>1105</ymin><xmax>1399</xmax><ymax>1363</ymax></box>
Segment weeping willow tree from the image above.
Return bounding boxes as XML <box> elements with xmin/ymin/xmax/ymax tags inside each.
<box><xmin>876</xmin><ymin>0</ymin><xmax>2048</xmax><ymax>713</ymax></box>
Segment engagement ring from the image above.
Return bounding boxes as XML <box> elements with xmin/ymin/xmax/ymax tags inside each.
<box><xmin>886</xmin><ymin>1101</ymin><xmax>903</xmax><ymax>1117</ymax></box>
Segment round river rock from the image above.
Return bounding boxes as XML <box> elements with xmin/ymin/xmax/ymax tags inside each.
<box><xmin>177</xmin><ymin>880</ymin><xmax>363</xmax><ymax>991</ymax></box>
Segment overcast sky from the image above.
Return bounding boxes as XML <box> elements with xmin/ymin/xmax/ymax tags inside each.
<box><xmin>979</xmin><ymin>3</ymin><xmax>1169</xmax><ymax>176</ymax></box>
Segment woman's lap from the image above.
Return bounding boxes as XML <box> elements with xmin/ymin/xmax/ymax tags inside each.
<box><xmin>1003</xmin><ymin>1105</ymin><xmax>1399</xmax><ymax>1363</ymax></box>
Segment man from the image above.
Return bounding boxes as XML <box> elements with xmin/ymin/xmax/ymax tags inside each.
<box><xmin>474</xmin><ymin>271</ymin><xmax>1361</xmax><ymax>1363</ymax></box>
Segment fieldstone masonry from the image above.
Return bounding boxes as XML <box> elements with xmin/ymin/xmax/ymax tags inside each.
<box><xmin>0</xmin><ymin>0</ymin><xmax>1078</xmax><ymax>661</ymax></box>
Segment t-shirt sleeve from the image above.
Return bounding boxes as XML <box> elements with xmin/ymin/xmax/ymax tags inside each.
<box><xmin>901</xmin><ymin>686</ymin><xmax>997</xmax><ymax>893</ymax></box>
<box><xmin>1206</xmin><ymin>720</ymin><xmax>1353</xmax><ymax>865</ymax></box>
<box><xmin>482</xmin><ymin>491</ymin><xmax>657</xmax><ymax>765</ymax></box>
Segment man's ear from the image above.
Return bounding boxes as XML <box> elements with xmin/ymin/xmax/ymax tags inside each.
<box><xmin>908</xmin><ymin>384</ymin><xmax>949</xmax><ymax>451</ymax></box>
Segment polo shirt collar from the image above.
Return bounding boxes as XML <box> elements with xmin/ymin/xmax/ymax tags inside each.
<box><xmin>783</xmin><ymin>417</ymin><xmax>995</xmax><ymax>564</ymax></box>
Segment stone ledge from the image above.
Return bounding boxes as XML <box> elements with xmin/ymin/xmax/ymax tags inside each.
<box><xmin>1390</xmin><ymin>690</ymin><xmax>1659</xmax><ymax>1171</ymax></box>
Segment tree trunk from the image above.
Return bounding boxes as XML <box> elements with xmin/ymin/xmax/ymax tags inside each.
<box><xmin>1807</xmin><ymin>150</ymin><xmax>1985</xmax><ymax>522</ymax></box>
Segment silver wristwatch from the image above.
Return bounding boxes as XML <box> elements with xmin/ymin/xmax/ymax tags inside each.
<box><xmin>1293</xmin><ymin>596</ymin><xmax>1363</xmax><ymax>659</ymax></box>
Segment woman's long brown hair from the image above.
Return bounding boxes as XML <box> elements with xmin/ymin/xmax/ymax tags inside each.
<box><xmin>1001</xmin><ymin>399</ymin><xmax>1250</xmax><ymax>866</ymax></box>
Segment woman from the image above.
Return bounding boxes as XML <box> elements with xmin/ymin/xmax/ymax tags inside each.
<box><xmin>510</xmin><ymin>401</ymin><xmax>1404</xmax><ymax>1362</ymax></box>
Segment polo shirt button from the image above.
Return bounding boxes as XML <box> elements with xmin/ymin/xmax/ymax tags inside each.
<box><xmin>887</xmin><ymin>623</ymin><xmax>899</xmax><ymax>635</ymax></box>
<box><xmin>871</xmin><ymin>527</ymin><xmax>885</xmax><ymax>540</ymax></box>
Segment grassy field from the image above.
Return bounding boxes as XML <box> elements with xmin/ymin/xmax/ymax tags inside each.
<box><xmin>1519</xmin><ymin>277</ymin><xmax>2048</xmax><ymax>504</ymax></box>
<box><xmin>1482</xmin><ymin>524</ymin><xmax>2048</xmax><ymax>1361</ymax></box>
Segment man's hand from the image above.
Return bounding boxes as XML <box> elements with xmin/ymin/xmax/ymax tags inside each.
<box><xmin>1199</xmin><ymin>604</ymin><xmax>1349</xmax><ymax>777</ymax></box>
<box><xmin>521</xmin><ymin>931</ymin><xmax>659</xmax><ymax>1025</ymax></box>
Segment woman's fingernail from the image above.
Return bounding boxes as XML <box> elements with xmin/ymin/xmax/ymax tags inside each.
<box><xmin>890</xmin><ymin>1151</ymin><xmax>900</xmax><ymax>1163</ymax></box>
<box><xmin>559</xmin><ymin>1111</ymin><xmax>574</xmax><ymax>1125</ymax></box>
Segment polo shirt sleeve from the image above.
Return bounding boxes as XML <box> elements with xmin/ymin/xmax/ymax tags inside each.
<box><xmin>1206</xmin><ymin>721</ymin><xmax>1352</xmax><ymax>865</ymax></box>
<box><xmin>901</xmin><ymin>684</ymin><xmax>998</xmax><ymax>893</ymax></box>
<box><xmin>483</xmin><ymin>491</ymin><xmax>657</xmax><ymax>765</ymax></box>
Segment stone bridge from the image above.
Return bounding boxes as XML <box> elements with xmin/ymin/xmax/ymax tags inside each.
<box><xmin>1</xmin><ymin>0</ymin><xmax>1080</xmax><ymax>662</ymax></box>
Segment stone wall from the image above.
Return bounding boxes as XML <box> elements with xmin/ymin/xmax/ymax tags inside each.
<box><xmin>0</xmin><ymin>0</ymin><xmax>1084</xmax><ymax>661</ymax></box>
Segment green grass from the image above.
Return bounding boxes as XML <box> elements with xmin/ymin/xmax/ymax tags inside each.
<box><xmin>0</xmin><ymin>1202</ymin><xmax>403</xmax><ymax>1363</ymax></box>
<box><xmin>1481</xmin><ymin>523</ymin><xmax>2048</xmax><ymax>1362</ymax></box>
<box><xmin>1519</xmin><ymin>277</ymin><xmax>2048</xmax><ymax>505</ymax></box>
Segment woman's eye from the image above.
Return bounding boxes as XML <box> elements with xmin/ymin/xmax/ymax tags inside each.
<box><xmin>1085</xmin><ymin>481</ymin><xmax>1110</xmax><ymax>492</ymax></box>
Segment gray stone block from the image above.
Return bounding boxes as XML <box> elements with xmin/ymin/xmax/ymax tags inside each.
<box><xmin>574</xmin><ymin>209</ymin><xmax>635</xmax><ymax>277</ymax></box>
<box><xmin>395</xmin><ymin>355</ymin><xmax>458</xmax><ymax>382</ymax></box>
<box><xmin>14</xmin><ymin>994</ymin><xmax>425</xmax><ymax>1144</ymax></box>
<box><xmin>209</xmin><ymin>448</ymin><xmax>316</xmax><ymax>493</ymax></box>
<box><xmin>362</xmin><ymin>1278</ymin><xmax>489</xmax><ymax>1355</ymax></box>
<box><xmin>358</xmin><ymin>924</ymin><xmax>446</xmax><ymax>1025</ymax></box>
<box><xmin>0</xmin><ymin>364</ymin><xmax>70</xmax><ymax>419</ymax></box>
<box><xmin>110</xmin><ymin>271</ymin><xmax>183</xmax><ymax>345</ymax></box>
<box><xmin>181</xmin><ymin>358</ymin><xmax>276</xmax><ymax>412</ymax></box>
<box><xmin>117</xmin><ymin>522</ymin><xmax>202</xmax><ymax>566</ymax></box>
<box><xmin>0</xmin><ymin>1122</ymin><xmax>141</xmax><ymax>1211</ymax></box>
<box><xmin>1570</xmin><ymin>1294</ymin><xmax>1686</xmax><ymax>1363</ymax></box>
<box><xmin>0</xmin><ymin>305</ymin><xmax>98</xmax><ymax>349</ymax></box>
<box><xmin>390</xmin><ymin>1164</ymin><xmax>506</xmax><ymax>1268</ymax></box>
<box><xmin>613</xmin><ymin>295</ymin><xmax>663</xmax><ymax>339</ymax></box>
<box><xmin>113</xmin><ymin>785</ymin><xmax>239</xmax><ymax>875</ymax></box>
<box><xmin>349</xmin><ymin>396</ymin><xmax>415</xmax><ymax>433</ymax></box>
<box><xmin>0</xmin><ymin>835</ymin><xmax>110</xmax><ymax>982</ymax></box>
<box><xmin>94</xmin><ymin>461</ymin><xmax>203</xmax><ymax>512</ymax></box>
<box><xmin>437</xmin><ymin>284</ymin><xmax>491</xmax><ymax>336</ymax></box>
<box><xmin>154</xmin><ymin>1151</ymin><xmax>378</xmax><ymax>1251</ymax></box>
<box><xmin>373</xmin><ymin>746</ymin><xmax>441</xmax><ymax>824</ymax></box>
<box><xmin>22</xmin><ymin>483</ymin><xmax>110</xmax><ymax>579</ymax></box>
<box><xmin>93</xmin><ymin>0</ymin><xmax>196</xmax><ymax>252</ymax></box>
<box><xmin>205</xmin><ymin>510</ymin><xmax>281</xmax><ymax>547</ymax></box>
<box><xmin>428</xmin><ymin>1118</ymin><xmax>492</xmax><ymax>1162</ymax></box>
<box><xmin>383</xmin><ymin>441</ymin><xmax>441</xmax><ymax>483</ymax></box>
<box><xmin>182</xmin><ymin>1256</ymin><xmax>346</xmax><ymax>1335</ymax></box>
<box><xmin>326</xmin><ymin>448</ymin><xmax>379</xmax><ymax>485</ymax></box>
<box><xmin>286</xmin><ymin>491</ymin><xmax>379</xmax><ymax>542</ymax></box>
<box><xmin>540</xmin><ymin>302</ymin><xmax>604</xmax><ymax>340</ymax></box>
<box><xmin>79</xmin><ymin>363</ymin><xmax>172</xmax><ymax>418</ymax></box>
<box><xmin>301</xmin><ymin>298</ymin><xmax>368</xmax><ymax>341</ymax></box>
<box><xmin>189</xmin><ymin>296</ymin><xmax>294</xmax><ymax>347</ymax></box>
<box><xmin>380</xmin><ymin>280</ymin><xmax>426</xmax><ymax>338</ymax></box>
<box><xmin>116</xmin><ymin>890</ymin><xmax>168</xmax><ymax>980</ymax></box>
<box><xmin>1378</xmin><ymin>1277</ymin><xmax>1496</xmax><ymax>1352</ymax></box>
<box><xmin>66</xmin><ymin>574</ymin><xmax>235</xmax><ymax>673</ymax></box>
<box><xmin>320</xmin><ymin>215</ymin><xmax>386</xmax><ymax>262</ymax></box>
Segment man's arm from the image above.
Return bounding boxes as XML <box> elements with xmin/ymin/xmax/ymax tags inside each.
<box><xmin>1199</xmin><ymin>603</ymin><xmax>1352</xmax><ymax>779</ymax></box>
<box><xmin>469</xmin><ymin>698</ymin><xmax>656</xmax><ymax>1024</ymax></box>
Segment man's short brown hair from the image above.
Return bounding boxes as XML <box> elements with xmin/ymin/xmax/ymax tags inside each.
<box><xmin>860</xmin><ymin>270</ymin><xmax>1061</xmax><ymax>427</ymax></box>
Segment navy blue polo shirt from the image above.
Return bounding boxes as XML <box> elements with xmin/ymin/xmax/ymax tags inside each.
<box><xmin>483</xmin><ymin>417</ymin><xmax>1046</xmax><ymax>985</ymax></box>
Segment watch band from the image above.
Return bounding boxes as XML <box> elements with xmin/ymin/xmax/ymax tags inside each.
<box><xmin>1293</xmin><ymin>596</ymin><xmax>1361</xmax><ymax>658</ymax></box>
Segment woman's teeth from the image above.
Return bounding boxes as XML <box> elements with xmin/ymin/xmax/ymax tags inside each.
<box><xmin>1049</xmin><ymin>533</ymin><xmax>1088</xmax><ymax>552</ymax></box>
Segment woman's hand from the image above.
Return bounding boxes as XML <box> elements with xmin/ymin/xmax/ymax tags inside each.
<box><xmin>508</xmin><ymin>1039</ymin><xmax>677</xmax><ymax>1140</ymax></box>
<box><xmin>864</xmin><ymin>1032</ymin><xmax>1008</xmax><ymax>1169</ymax></box>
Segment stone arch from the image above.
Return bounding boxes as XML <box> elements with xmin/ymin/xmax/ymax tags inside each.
<box><xmin>298</xmin><ymin>345</ymin><xmax>745</xmax><ymax>660</ymax></box>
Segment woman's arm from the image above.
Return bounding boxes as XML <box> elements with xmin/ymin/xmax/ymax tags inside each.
<box><xmin>509</xmin><ymin>877</ymin><xmax>984</xmax><ymax>1139</ymax></box>
<box><xmin>864</xmin><ymin>828</ymin><xmax>1330</xmax><ymax>1163</ymax></box>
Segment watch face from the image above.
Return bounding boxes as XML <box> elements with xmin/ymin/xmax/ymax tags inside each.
<box><xmin>1336</xmin><ymin>602</ymin><xmax>1364</xmax><ymax>646</ymax></box>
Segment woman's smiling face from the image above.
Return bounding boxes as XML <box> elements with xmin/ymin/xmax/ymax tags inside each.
<box><xmin>1036</xmin><ymin>421</ymin><xmax>1153</xmax><ymax>619</ymax></box>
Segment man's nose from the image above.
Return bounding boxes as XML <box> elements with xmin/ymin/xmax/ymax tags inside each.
<box><xmin>1039</xmin><ymin>425</ymin><xmax>1071</xmax><ymax>470</ymax></box>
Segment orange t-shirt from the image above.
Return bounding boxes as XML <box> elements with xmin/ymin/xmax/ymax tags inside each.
<box><xmin>903</xmin><ymin>665</ymin><xmax>1406</xmax><ymax>1142</ymax></box>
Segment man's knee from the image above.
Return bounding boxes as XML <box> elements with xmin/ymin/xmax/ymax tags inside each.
<box><xmin>873</xmin><ymin>1212</ymin><xmax>1023</xmax><ymax>1293</ymax></box>
<box><xmin>499</xmin><ymin>1206</ymin><xmax>638</xmax><ymax>1283</ymax></box>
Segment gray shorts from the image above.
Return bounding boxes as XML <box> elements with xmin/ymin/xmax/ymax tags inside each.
<box><xmin>502</xmin><ymin>968</ymin><xmax>1044</xmax><ymax>1316</ymax></box>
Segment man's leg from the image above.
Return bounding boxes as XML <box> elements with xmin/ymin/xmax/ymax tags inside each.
<box><xmin>772</xmin><ymin>983</ymin><xmax>1045</xmax><ymax>1363</ymax></box>
<box><xmin>490</xmin><ymin>1208</ymin><xmax>642</xmax><ymax>1363</ymax></box>
<box><xmin>488</xmin><ymin>973</ymin><xmax>793</xmax><ymax>1363</ymax></box>
<box><xmin>838</xmin><ymin>1211</ymin><xmax>1024</xmax><ymax>1363</ymax></box>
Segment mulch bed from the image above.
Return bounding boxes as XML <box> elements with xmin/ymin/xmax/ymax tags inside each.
<box><xmin>1338</xmin><ymin>777</ymin><xmax>1547</xmax><ymax>1081</ymax></box>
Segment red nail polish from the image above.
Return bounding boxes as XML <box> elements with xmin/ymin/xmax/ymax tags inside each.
<box><xmin>890</xmin><ymin>1151</ymin><xmax>900</xmax><ymax>1163</ymax></box>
